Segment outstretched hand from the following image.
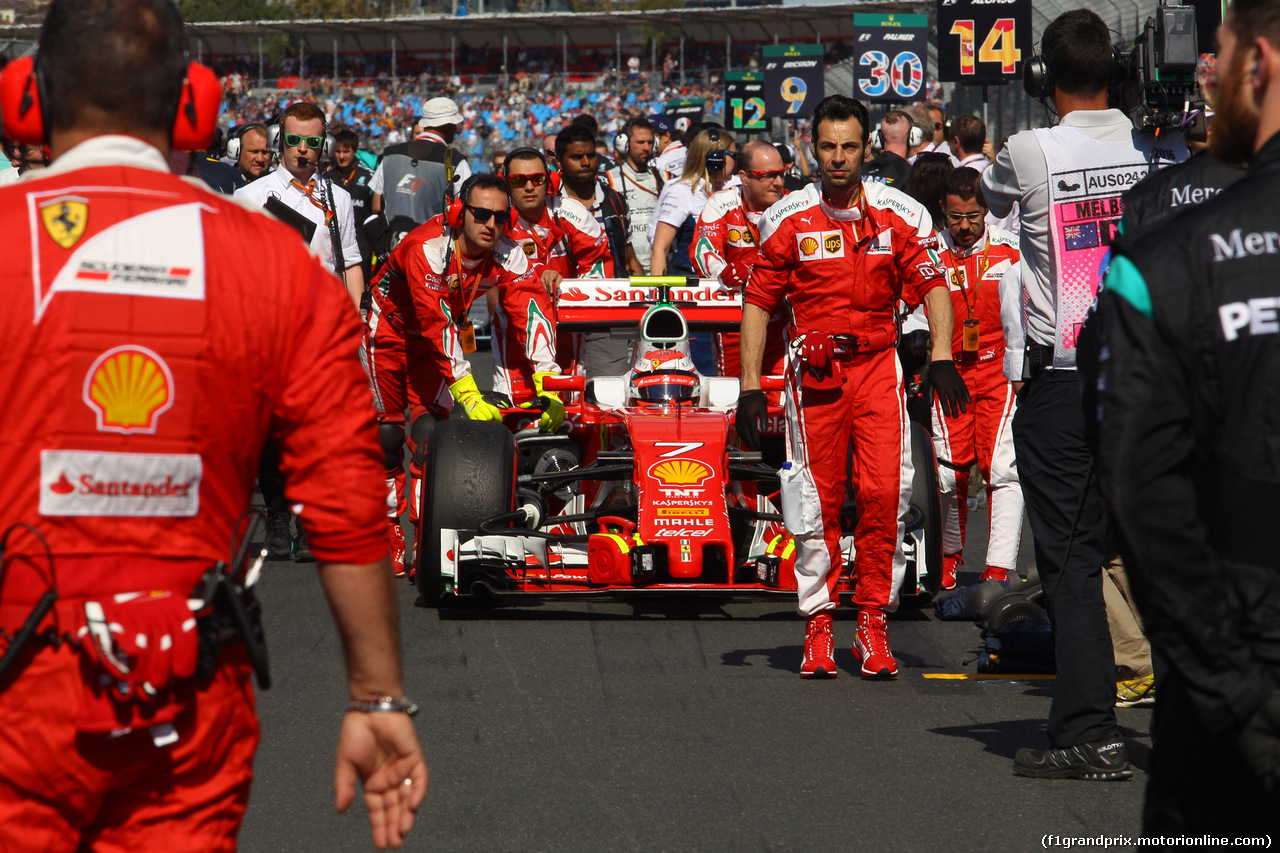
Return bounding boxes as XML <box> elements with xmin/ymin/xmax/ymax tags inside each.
<box><xmin>335</xmin><ymin>711</ymin><xmax>428</xmax><ymax>850</ymax></box>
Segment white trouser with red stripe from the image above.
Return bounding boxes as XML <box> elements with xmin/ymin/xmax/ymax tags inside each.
<box><xmin>780</xmin><ymin>345</ymin><xmax>913</xmax><ymax>618</ymax></box>
<box><xmin>930</xmin><ymin>355</ymin><xmax>1022</xmax><ymax>570</ymax></box>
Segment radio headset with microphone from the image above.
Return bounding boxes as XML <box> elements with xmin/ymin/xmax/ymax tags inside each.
<box><xmin>501</xmin><ymin>146</ymin><xmax>562</xmax><ymax>196</ymax></box>
<box><xmin>445</xmin><ymin>173</ymin><xmax>513</xmax><ymax>230</ymax></box>
<box><xmin>226</xmin><ymin>122</ymin><xmax>268</xmax><ymax>160</ymax></box>
<box><xmin>272</xmin><ymin>105</ymin><xmax>336</xmax><ymax>160</ymax></box>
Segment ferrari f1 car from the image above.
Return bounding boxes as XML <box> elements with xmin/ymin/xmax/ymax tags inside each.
<box><xmin>412</xmin><ymin>277</ymin><xmax>941</xmax><ymax>606</ymax></box>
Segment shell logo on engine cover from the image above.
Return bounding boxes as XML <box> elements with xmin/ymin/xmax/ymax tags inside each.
<box><xmin>648</xmin><ymin>459</ymin><xmax>713</xmax><ymax>487</ymax></box>
<box><xmin>82</xmin><ymin>345</ymin><xmax>174</xmax><ymax>434</ymax></box>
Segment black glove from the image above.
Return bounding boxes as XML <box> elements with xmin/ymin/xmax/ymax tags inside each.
<box><xmin>735</xmin><ymin>390</ymin><xmax>767</xmax><ymax>451</ymax></box>
<box><xmin>928</xmin><ymin>360</ymin><xmax>970</xmax><ymax>419</ymax></box>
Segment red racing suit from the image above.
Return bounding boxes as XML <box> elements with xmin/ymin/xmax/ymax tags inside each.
<box><xmin>748</xmin><ymin>182</ymin><xmax>946</xmax><ymax>617</ymax></box>
<box><xmin>0</xmin><ymin>136</ymin><xmax>386</xmax><ymax>852</ymax></box>
<box><xmin>929</xmin><ymin>225</ymin><xmax>1023</xmax><ymax>571</ymax></box>
<box><xmin>363</xmin><ymin>215</ymin><xmax>557</xmax><ymax>519</ymax></box>
<box><xmin>508</xmin><ymin>195</ymin><xmax>611</xmax><ymax>396</ymax></box>
<box><xmin>691</xmin><ymin>186</ymin><xmax>788</xmax><ymax>380</ymax></box>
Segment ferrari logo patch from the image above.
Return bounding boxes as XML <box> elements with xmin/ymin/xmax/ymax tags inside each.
<box><xmin>41</xmin><ymin>197</ymin><xmax>89</xmax><ymax>249</ymax></box>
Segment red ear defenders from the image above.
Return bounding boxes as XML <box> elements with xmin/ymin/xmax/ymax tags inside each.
<box><xmin>502</xmin><ymin>147</ymin><xmax>561</xmax><ymax>195</ymax></box>
<box><xmin>445</xmin><ymin>175</ymin><xmax>514</xmax><ymax>230</ymax></box>
<box><xmin>0</xmin><ymin>54</ymin><xmax>221</xmax><ymax>151</ymax></box>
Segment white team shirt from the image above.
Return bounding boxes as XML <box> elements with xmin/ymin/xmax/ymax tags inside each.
<box><xmin>235</xmin><ymin>164</ymin><xmax>360</xmax><ymax>273</ymax></box>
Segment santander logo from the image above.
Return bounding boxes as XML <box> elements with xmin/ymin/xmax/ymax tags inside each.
<box><xmin>561</xmin><ymin>286</ymin><xmax>589</xmax><ymax>302</ymax></box>
<box><xmin>51</xmin><ymin>473</ymin><xmax>75</xmax><ymax>495</ymax></box>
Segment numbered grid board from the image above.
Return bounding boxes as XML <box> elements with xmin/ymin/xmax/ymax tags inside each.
<box><xmin>762</xmin><ymin>44</ymin><xmax>825</xmax><ymax>119</ymax></box>
<box><xmin>724</xmin><ymin>71</ymin><xmax>767</xmax><ymax>131</ymax></box>
<box><xmin>936</xmin><ymin>0</ymin><xmax>1031</xmax><ymax>84</ymax></box>
<box><xmin>854</xmin><ymin>13</ymin><xmax>929</xmax><ymax>103</ymax></box>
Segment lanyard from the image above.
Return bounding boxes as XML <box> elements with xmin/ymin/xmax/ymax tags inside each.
<box><xmin>451</xmin><ymin>238</ymin><xmax>493</xmax><ymax>314</ymax></box>
<box><xmin>950</xmin><ymin>229</ymin><xmax>991</xmax><ymax>318</ymax></box>
<box><xmin>739</xmin><ymin>188</ymin><xmax>761</xmax><ymax>245</ymax></box>
<box><xmin>621</xmin><ymin>166</ymin><xmax>659</xmax><ymax>196</ymax></box>
<box><xmin>290</xmin><ymin>178</ymin><xmax>334</xmax><ymax>224</ymax></box>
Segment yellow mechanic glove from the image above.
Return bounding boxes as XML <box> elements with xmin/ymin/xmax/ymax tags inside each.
<box><xmin>523</xmin><ymin>371</ymin><xmax>566</xmax><ymax>433</ymax></box>
<box><xmin>449</xmin><ymin>374</ymin><xmax>504</xmax><ymax>422</ymax></box>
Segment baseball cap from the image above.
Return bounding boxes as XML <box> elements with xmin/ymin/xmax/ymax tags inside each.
<box><xmin>421</xmin><ymin>97</ymin><xmax>464</xmax><ymax>127</ymax></box>
<box><xmin>648</xmin><ymin>114</ymin><xmax>674</xmax><ymax>133</ymax></box>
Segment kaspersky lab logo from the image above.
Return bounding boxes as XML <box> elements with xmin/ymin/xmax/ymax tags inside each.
<box><xmin>82</xmin><ymin>345</ymin><xmax>174</xmax><ymax>435</ymax></box>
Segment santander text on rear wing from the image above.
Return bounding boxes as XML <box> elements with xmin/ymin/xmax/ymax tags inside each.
<box><xmin>556</xmin><ymin>276</ymin><xmax>742</xmax><ymax>331</ymax></box>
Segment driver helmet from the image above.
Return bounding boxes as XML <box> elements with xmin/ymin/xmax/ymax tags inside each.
<box><xmin>630</xmin><ymin>340</ymin><xmax>700</xmax><ymax>405</ymax></box>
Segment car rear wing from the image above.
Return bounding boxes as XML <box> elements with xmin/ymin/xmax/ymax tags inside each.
<box><xmin>556</xmin><ymin>275</ymin><xmax>742</xmax><ymax>332</ymax></box>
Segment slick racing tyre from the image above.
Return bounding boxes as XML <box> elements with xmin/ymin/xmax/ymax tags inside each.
<box><xmin>901</xmin><ymin>420</ymin><xmax>943</xmax><ymax>602</ymax></box>
<box><xmin>416</xmin><ymin>419</ymin><xmax>516</xmax><ymax>606</ymax></box>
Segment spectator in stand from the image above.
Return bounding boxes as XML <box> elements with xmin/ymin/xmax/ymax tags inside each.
<box><xmin>949</xmin><ymin>115</ymin><xmax>990</xmax><ymax>172</ymax></box>
<box><xmin>864</xmin><ymin>110</ymin><xmax>915</xmax><ymax>187</ymax></box>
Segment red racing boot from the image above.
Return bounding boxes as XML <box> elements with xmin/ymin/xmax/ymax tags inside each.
<box><xmin>853</xmin><ymin>610</ymin><xmax>898</xmax><ymax>679</ymax></box>
<box><xmin>941</xmin><ymin>553</ymin><xmax>962</xmax><ymax>590</ymax></box>
<box><xmin>978</xmin><ymin>566</ymin><xmax>1009</xmax><ymax>583</ymax></box>
<box><xmin>389</xmin><ymin>521</ymin><xmax>407</xmax><ymax>577</ymax></box>
<box><xmin>800</xmin><ymin>613</ymin><xmax>837</xmax><ymax>679</ymax></box>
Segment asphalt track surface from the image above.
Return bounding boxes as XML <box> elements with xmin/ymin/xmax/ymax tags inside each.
<box><xmin>239</xmin><ymin>350</ymin><xmax>1154</xmax><ymax>853</ymax></box>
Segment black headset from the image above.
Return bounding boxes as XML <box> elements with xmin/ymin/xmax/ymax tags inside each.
<box><xmin>226</xmin><ymin>122</ymin><xmax>267</xmax><ymax>160</ymax></box>
<box><xmin>705</xmin><ymin>126</ymin><xmax>727</xmax><ymax>174</ymax></box>
<box><xmin>1024</xmin><ymin>42</ymin><xmax>1130</xmax><ymax>102</ymax></box>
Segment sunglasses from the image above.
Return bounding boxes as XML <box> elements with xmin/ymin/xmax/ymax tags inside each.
<box><xmin>507</xmin><ymin>173</ymin><xmax>548</xmax><ymax>188</ymax></box>
<box><xmin>944</xmin><ymin>211</ymin><xmax>985</xmax><ymax>224</ymax></box>
<box><xmin>746</xmin><ymin>169</ymin><xmax>786</xmax><ymax>181</ymax></box>
<box><xmin>284</xmin><ymin>133</ymin><xmax>325</xmax><ymax>149</ymax></box>
<box><xmin>467</xmin><ymin>204</ymin><xmax>511</xmax><ymax>225</ymax></box>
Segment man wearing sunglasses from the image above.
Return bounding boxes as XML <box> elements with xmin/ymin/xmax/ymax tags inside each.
<box><xmin>926</xmin><ymin>167</ymin><xmax>1023</xmax><ymax>592</ymax></box>
<box><xmin>237</xmin><ymin>101</ymin><xmax>365</xmax><ymax>563</ymax></box>
<box><xmin>363</xmin><ymin>174</ymin><xmax>565</xmax><ymax>577</ymax></box>
<box><xmin>501</xmin><ymin>148</ymin><xmax>610</xmax><ymax>400</ymax></box>
<box><xmin>692</xmin><ymin>141</ymin><xmax>789</xmax><ymax>381</ymax></box>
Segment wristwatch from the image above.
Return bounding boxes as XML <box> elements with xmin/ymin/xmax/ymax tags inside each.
<box><xmin>347</xmin><ymin>694</ymin><xmax>420</xmax><ymax>717</ymax></box>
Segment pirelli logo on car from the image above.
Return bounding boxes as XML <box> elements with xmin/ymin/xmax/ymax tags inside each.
<box><xmin>796</xmin><ymin>230</ymin><xmax>845</xmax><ymax>261</ymax></box>
<box><xmin>656</xmin><ymin>507</ymin><xmax>711</xmax><ymax>517</ymax></box>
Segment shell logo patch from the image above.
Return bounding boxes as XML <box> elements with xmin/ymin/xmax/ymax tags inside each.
<box><xmin>649</xmin><ymin>459</ymin><xmax>713</xmax><ymax>487</ymax></box>
<box><xmin>797</xmin><ymin>230</ymin><xmax>845</xmax><ymax>261</ymax></box>
<box><xmin>82</xmin><ymin>345</ymin><xmax>174</xmax><ymax>435</ymax></box>
<box><xmin>41</xmin><ymin>196</ymin><xmax>89</xmax><ymax>249</ymax></box>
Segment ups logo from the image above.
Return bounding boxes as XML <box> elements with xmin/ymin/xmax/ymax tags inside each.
<box><xmin>824</xmin><ymin>233</ymin><xmax>842</xmax><ymax>255</ymax></box>
<box><xmin>522</xmin><ymin>240</ymin><xmax>537</xmax><ymax>258</ymax></box>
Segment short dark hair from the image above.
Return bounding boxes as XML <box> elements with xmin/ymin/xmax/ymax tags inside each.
<box><xmin>905</xmin><ymin>152</ymin><xmax>954</xmax><ymax>229</ymax></box>
<box><xmin>1042</xmin><ymin>9</ymin><xmax>1113</xmax><ymax>97</ymax></box>
<box><xmin>461</xmin><ymin>172</ymin><xmax>512</xmax><ymax>206</ymax></box>
<box><xmin>812</xmin><ymin>95</ymin><xmax>871</xmax><ymax>145</ymax></box>
<box><xmin>571</xmin><ymin>113</ymin><xmax>599</xmax><ymax>139</ymax></box>
<box><xmin>555</xmin><ymin>124</ymin><xmax>595</xmax><ymax>159</ymax></box>
<box><xmin>503</xmin><ymin>146</ymin><xmax>548</xmax><ymax>175</ymax></box>
<box><xmin>332</xmin><ymin>129</ymin><xmax>359</xmax><ymax>151</ymax></box>
<box><xmin>944</xmin><ymin>166</ymin><xmax>987</xmax><ymax>208</ymax></box>
<box><xmin>949</xmin><ymin>115</ymin><xmax>986</xmax><ymax>155</ymax></box>
<box><xmin>622</xmin><ymin>117</ymin><xmax>653</xmax><ymax>136</ymax></box>
<box><xmin>39</xmin><ymin>0</ymin><xmax>188</xmax><ymax>136</ymax></box>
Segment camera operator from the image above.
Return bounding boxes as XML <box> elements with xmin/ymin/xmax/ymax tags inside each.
<box><xmin>370</xmin><ymin>98</ymin><xmax>471</xmax><ymax>243</ymax></box>
<box><xmin>0</xmin><ymin>1</ymin><xmax>425</xmax><ymax>848</ymax></box>
<box><xmin>1090</xmin><ymin>0</ymin><xmax>1280</xmax><ymax>830</ymax></box>
<box><xmin>981</xmin><ymin>8</ymin><xmax>1186</xmax><ymax>780</ymax></box>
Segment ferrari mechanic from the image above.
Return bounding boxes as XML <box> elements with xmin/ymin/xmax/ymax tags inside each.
<box><xmin>0</xmin><ymin>1</ymin><xmax>425</xmax><ymax>849</ymax></box>
<box><xmin>504</xmin><ymin>146</ymin><xmax>612</xmax><ymax>384</ymax></box>
<box><xmin>692</xmin><ymin>139</ymin><xmax>789</xmax><ymax>381</ymax></box>
<box><xmin>928</xmin><ymin>167</ymin><xmax>1023</xmax><ymax>590</ymax></box>
<box><xmin>362</xmin><ymin>173</ymin><xmax>565</xmax><ymax>574</ymax></box>
<box><xmin>1092</xmin><ymin>0</ymin><xmax>1280</xmax><ymax>829</ymax></box>
<box><xmin>737</xmin><ymin>95</ymin><xmax>968</xmax><ymax>680</ymax></box>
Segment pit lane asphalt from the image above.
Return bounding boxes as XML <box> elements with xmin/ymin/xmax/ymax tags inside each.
<box><xmin>239</xmin><ymin>350</ymin><xmax>1153</xmax><ymax>853</ymax></box>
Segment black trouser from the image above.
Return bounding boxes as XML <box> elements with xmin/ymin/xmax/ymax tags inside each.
<box><xmin>1013</xmin><ymin>369</ymin><xmax>1118</xmax><ymax>747</ymax></box>
<box><xmin>1144</xmin><ymin>669</ymin><xmax>1279</xmax><ymax>834</ymax></box>
<box><xmin>258</xmin><ymin>441</ymin><xmax>288</xmax><ymax>515</ymax></box>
